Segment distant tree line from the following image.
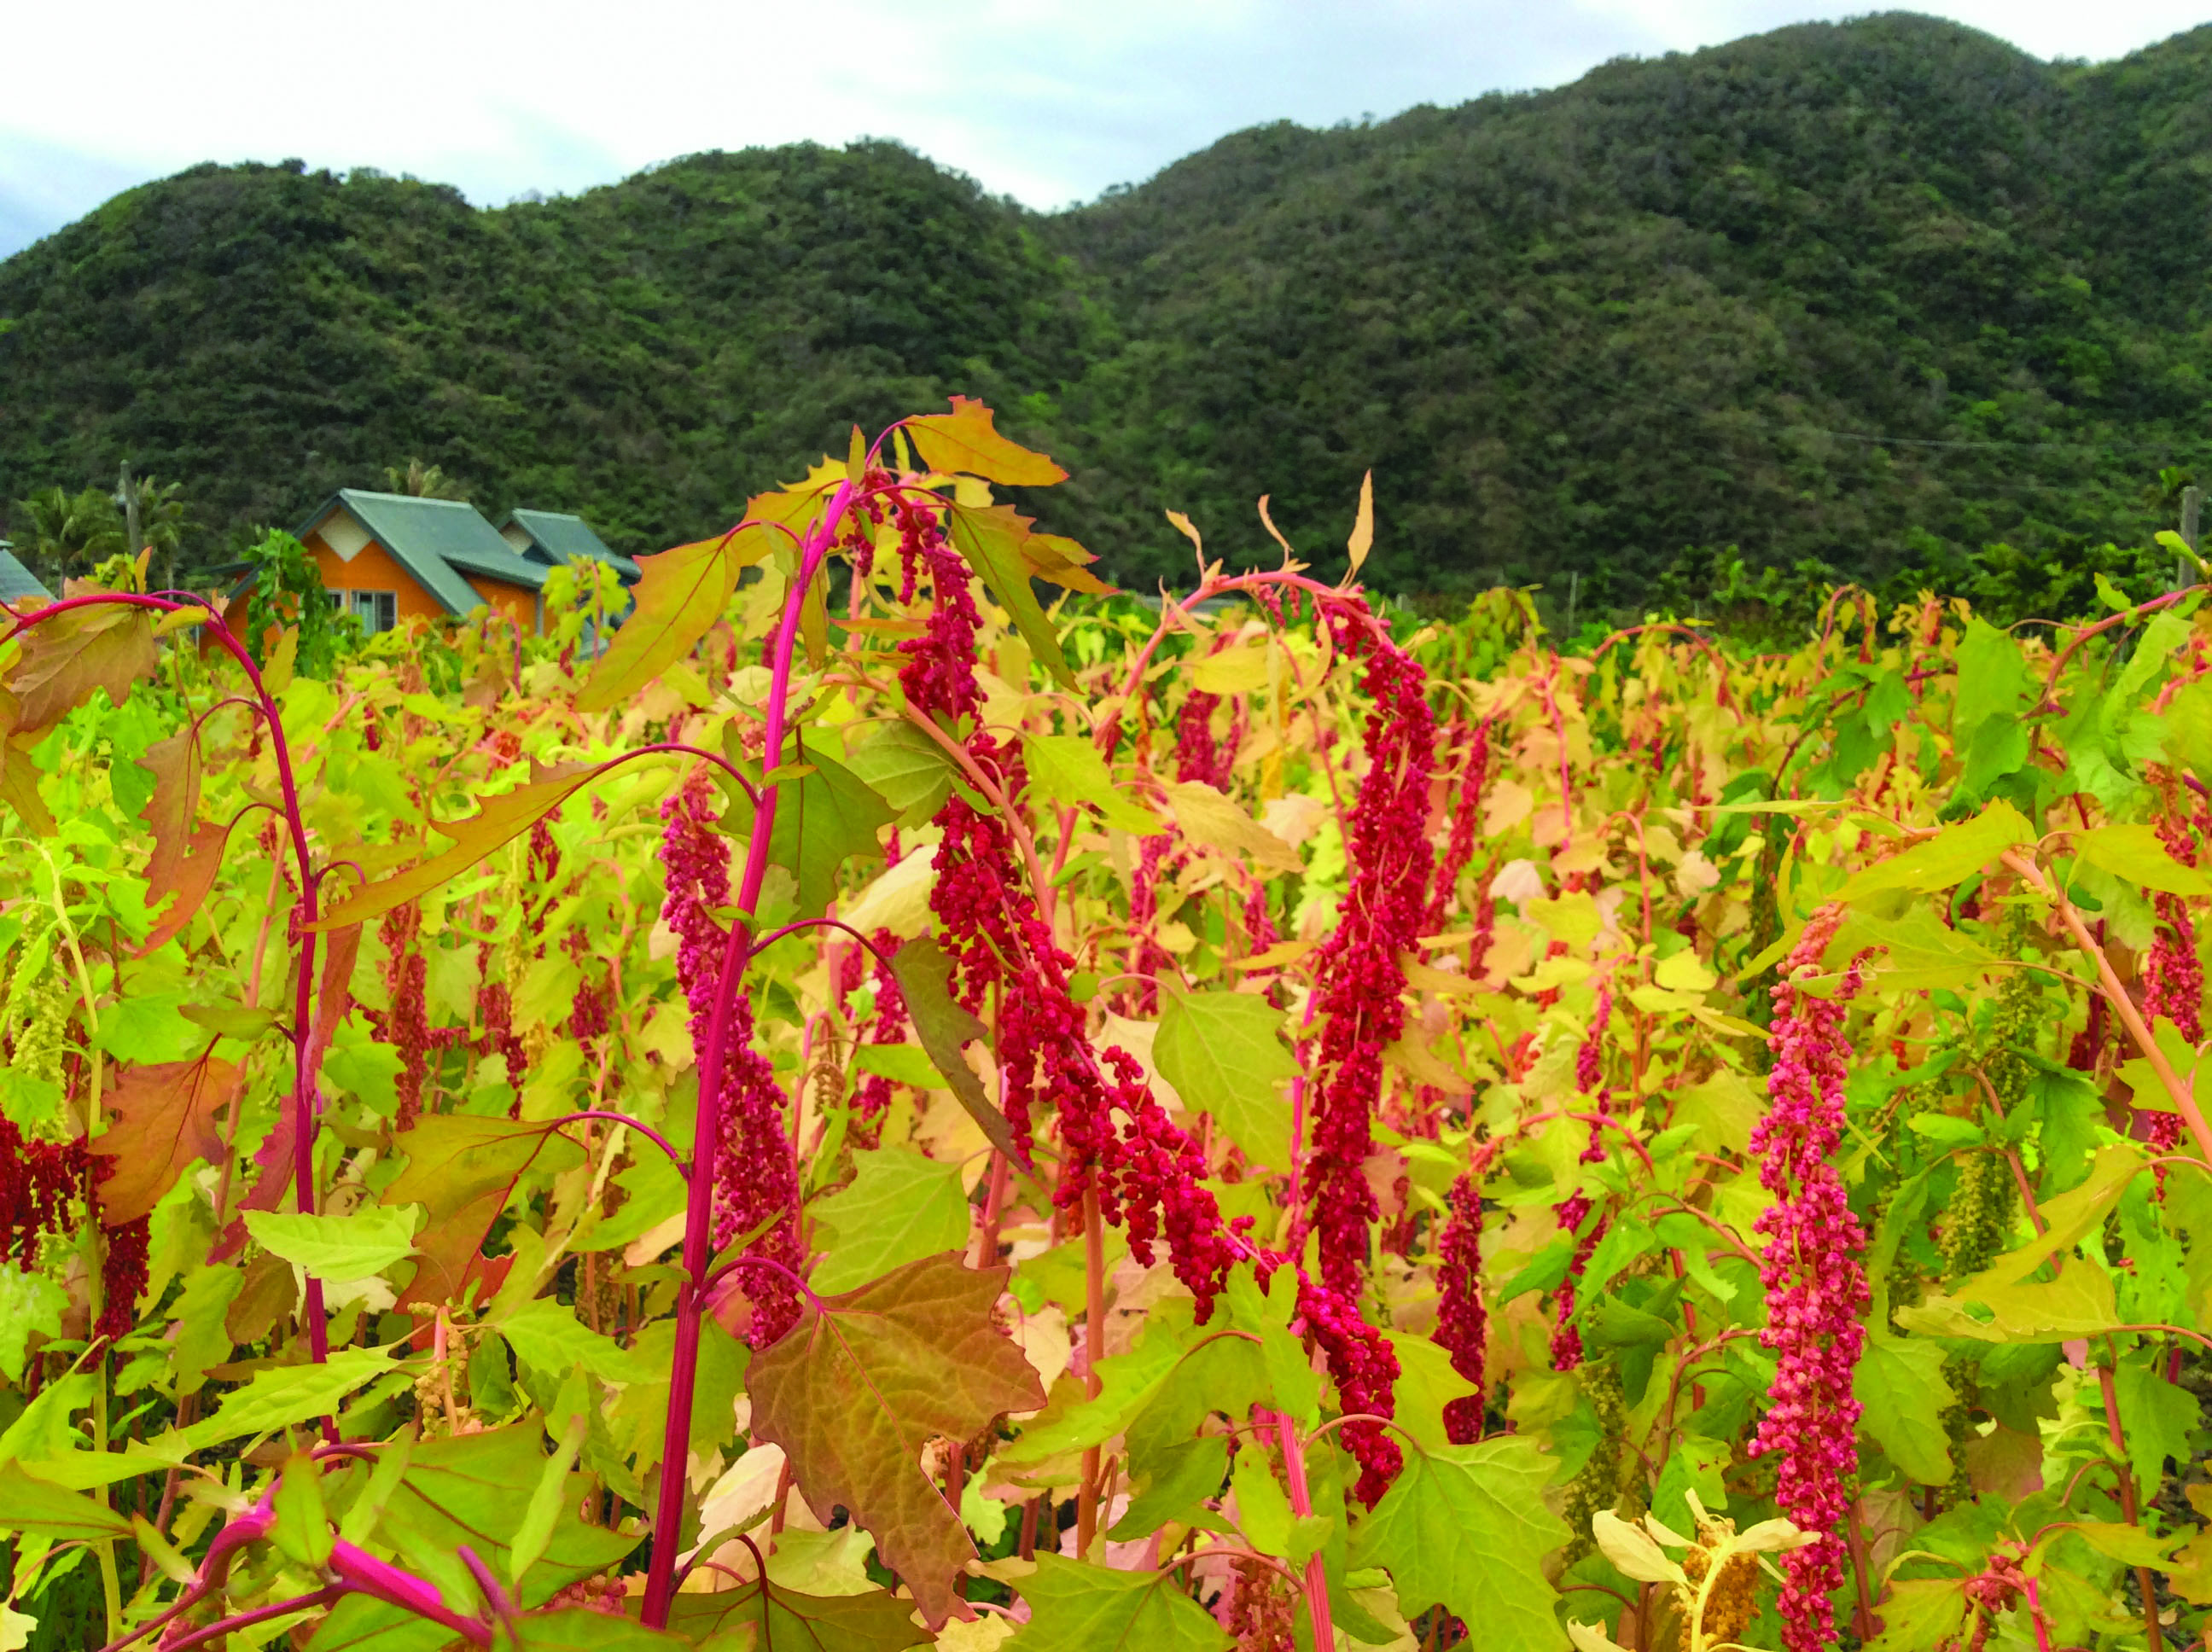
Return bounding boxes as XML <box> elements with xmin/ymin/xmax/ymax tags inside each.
<box><xmin>1</xmin><ymin>14</ymin><xmax>2206</xmax><ymax>620</ymax></box>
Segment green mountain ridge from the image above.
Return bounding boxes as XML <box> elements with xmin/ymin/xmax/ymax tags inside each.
<box><xmin>2</xmin><ymin>11</ymin><xmax>2208</xmax><ymax>608</ymax></box>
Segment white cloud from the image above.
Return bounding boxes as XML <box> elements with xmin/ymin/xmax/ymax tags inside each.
<box><xmin>1</xmin><ymin>0</ymin><xmax>2203</xmax><ymax>255</ymax></box>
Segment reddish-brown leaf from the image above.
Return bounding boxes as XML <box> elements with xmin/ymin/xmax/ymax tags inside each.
<box><xmin>6</xmin><ymin>601</ymin><xmax>159</xmax><ymax>734</ymax></box>
<box><xmin>308</xmin><ymin>922</ymin><xmax>364</xmax><ymax>1060</ymax></box>
<box><xmin>747</xmin><ymin>1254</ymin><xmax>1045</xmax><ymax>1628</ymax></box>
<box><xmin>137</xmin><ymin>729</ymin><xmax>228</xmax><ymax>951</ymax></box>
<box><xmin>904</xmin><ymin>398</ymin><xmax>1067</xmax><ymax>487</ymax></box>
<box><xmin>384</xmin><ymin>1117</ymin><xmax>585</xmax><ymax>1333</ymax></box>
<box><xmin>93</xmin><ymin>1053</ymin><xmax>238</xmax><ymax>1224</ymax></box>
<box><xmin>0</xmin><ymin>712</ymin><xmax>55</xmax><ymax>835</ymax></box>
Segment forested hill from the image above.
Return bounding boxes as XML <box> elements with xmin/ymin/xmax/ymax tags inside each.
<box><xmin>3</xmin><ymin>12</ymin><xmax>2209</xmax><ymax>609</ymax></box>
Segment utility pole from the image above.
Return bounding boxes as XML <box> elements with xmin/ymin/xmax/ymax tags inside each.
<box><xmin>116</xmin><ymin>460</ymin><xmax>142</xmax><ymax>567</ymax></box>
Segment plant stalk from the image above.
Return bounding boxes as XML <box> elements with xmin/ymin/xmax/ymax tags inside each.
<box><xmin>1270</xmin><ymin>1408</ymin><xmax>1336</xmax><ymax>1651</ymax></box>
<box><xmin>640</xmin><ymin>481</ymin><xmax>855</xmax><ymax>1629</ymax></box>
<box><xmin>1076</xmin><ymin>1188</ymin><xmax>1106</xmax><ymax>1556</ymax></box>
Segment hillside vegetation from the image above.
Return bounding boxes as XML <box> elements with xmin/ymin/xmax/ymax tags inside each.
<box><xmin>2</xmin><ymin>12</ymin><xmax>2208</xmax><ymax>608</ymax></box>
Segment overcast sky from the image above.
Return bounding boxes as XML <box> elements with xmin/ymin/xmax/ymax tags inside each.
<box><xmin>3</xmin><ymin>0</ymin><xmax>2205</xmax><ymax>259</ymax></box>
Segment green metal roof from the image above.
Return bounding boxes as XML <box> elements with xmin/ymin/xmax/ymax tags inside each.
<box><xmin>294</xmin><ymin>491</ymin><xmax>545</xmax><ymax>619</ymax></box>
<box><xmin>0</xmin><ymin>547</ymin><xmax>52</xmax><ymax>604</ymax></box>
<box><xmin>499</xmin><ymin>509</ymin><xmax>642</xmax><ymax>582</ymax></box>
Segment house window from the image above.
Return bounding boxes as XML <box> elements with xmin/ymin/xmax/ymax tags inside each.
<box><xmin>332</xmin><ymin>590</ymin><xmax>398</xmax><ymax>633</ymax></box>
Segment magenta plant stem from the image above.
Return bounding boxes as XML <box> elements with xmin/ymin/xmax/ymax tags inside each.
<box><xmin>325</xmin><ymin>1539</ymin><xmax>492</xmax><ymax>1642</ymax></box>
<box><xmin>1268</xmin><ymin>1408</ymin><xmax>1337</xmax><ymax>1650</ymax></box>
<box><xmin>2</xmin><ymin>592</ymin><xmax>334</xmax><ymax>1363</ymax></box>
<box><xmin>641</xmin><ymin>480</ymin><xmax>857</xmax><ymax>1628</ymax></box>
<box><xmin>156</xmin><ymin>1589</ymin><xmax>342</xmax><ymax>1652</ymax></box>
<box><xmin>545</xmin><ymin>1111</ymin><xmax>690</xmax><ymax>1176</ymax></box>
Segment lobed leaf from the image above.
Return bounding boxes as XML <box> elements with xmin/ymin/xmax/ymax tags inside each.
<box><xmin>93</xmin><ymin>1051</ymin><xmax>239</xmax><ymax>1226</ymax></box>
<box><xmin>574</xmin><ymin>520</ymin><xmax>781</xmax><ymax>713</ymax></box>
<box><xmin>904</xmin><ymin>398</ymin><xmax>1068</xmax><ymax>488</ymax></box>
<box><xmin>747</xmin><ymin>1253</ymin><xmax>1045</xmax><ymax>1628</ymax></box>
<box><xmin>810</xmin><ymin>1147</ymin><xmax>973</xmax><ymax>1294</ymax></box>
<box><xmin>1350</xmin><ymin>1439</ymin><xmax>1572</xmax><ymax>1652</ymax></box>
<box><xmin>1154</xmin><ymin>987</ymin><xmax>1299</xmax><ymax>1173</ymax></box>
<box><xmin>1002</xmin><ymin>1553</ymin><xmax>1230</xmax><ymax>1651</ymax></box>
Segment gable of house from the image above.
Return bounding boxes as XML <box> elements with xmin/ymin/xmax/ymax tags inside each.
<box><xmin>498</xmin><ymin>509</ymin><xmax>642</xmax><ymax>583</ymax></box>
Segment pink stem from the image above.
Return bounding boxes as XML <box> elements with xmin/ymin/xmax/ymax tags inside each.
<box><xmin>154</xmin><ymin>1589</ymin><xmax>341</xmax><ymax>1652</ymax></box>
<box><xmin>5</xmin><ymin>594</ymin><xmax>335</xmax><ymax>1374</ymax></box>
<box><xmin>327</xmin><ymin>1539</ymin><xmax>492</xmax><ymax>1642</ymax></box>
<box><xmin>640</xmin><ymin>479</ymin><xmax>857</xmax><ymax>1628</ymax></box>
<box><xmin>1268</xmin><ymin>1409</ymin><xmax>1336</xmax><ymax>1651</ymax></box>
<box><xmin>544</xmin><ymin>1111</ymin><xmax>689</xmax><ymax>1177</ymax></box>
<box><xmin>2023</xmin><ymin>1579</ymin><xmax>2054</xmax><ymax>1652</ymax></box>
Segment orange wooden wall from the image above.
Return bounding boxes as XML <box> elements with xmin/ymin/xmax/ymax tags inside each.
<box><xmin>304</xmin><ymin>533</ymin><xmax>446</xmax><ymax>624</ymax></box>
<box><xmin>466</xmin><ymin>575</ymin><xmax>540</xmax><ymax>634</ymax></box>
<box><xmin>302</xmin><ymin>532</ymin><xmax>542</xmax><ymax>633</ymax></box>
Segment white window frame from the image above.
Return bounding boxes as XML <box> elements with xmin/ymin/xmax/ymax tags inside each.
<box><xmin>334</xmin><ymin>590</ymin><xmax>399</xmax><ymax>633</ymax></box>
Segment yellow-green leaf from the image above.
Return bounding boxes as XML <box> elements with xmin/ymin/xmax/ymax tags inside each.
<box><xmin>1022</xmin><ymin>733</ymin><xmax>1161</xmax><ymax>835</ymax></box>
<box><xmin>905</xmin><ymin>398</ymin><xmax>1067</xmax><ymax>488</ymax></box>
<box><xmin>1895</xmin><ymin>1267</ymin><xmax>2120</xmax><ymax>1343</ymax></box>
<box><xmin>1155</xmin><ymin>987</ymin><xmax>1298</xmax><ymax>1173</ymax></box>
<box><xmin>575</xmin><ymin>521</ymin><xmax>779</xmax><ymax>713</ymax></box>
<box><xmin>1350</xmin><ymin>1437</ymin><xmax>1572</xmax><ymax>1652</ymax></box>
<box><xmin>0</xmin><ymin>1461</ymin><xmax>131</xmax><ymax>1541</ymax></box>
<box><xmin>1830</xmin><ymin>802</ymin><xmax>2034</xmax><ymax>909</ymax></box>
<box><xmin>2072</xmin><ymin>823</ymin><xmax>2212</xmax><ymax>897</ymax></box>
<box><xmin>313</xmin><ymin>760</ymin><xmax>612</xmax><ymax>929</ymax></box>
<box><xmin>944</xmin><ymin>503</ymin><xmax>1075</xmax><ymax>689</ymax></box>
<box><xmin>1854</xmin><ymin>1331</ymin><xmax>1954</xmax><ymax>1485</ymax></box>
<box><xmin>811</xmin><ymin>1147</ymin><xmax>973</xmax><ymax>1294</ymax></box>
<box><xmin>1002</xmin><ymin>1554</ymin><xmax>1230</xmax><ymax>1651</ymax></box>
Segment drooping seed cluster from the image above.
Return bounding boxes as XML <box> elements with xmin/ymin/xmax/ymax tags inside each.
<box><xmin>2144</xmin><ymin>810</ymin><xmax>2204</xmax><ymax>1149</ymax></box>
<box><xmin>0</xmin><ymin>958</ymin><xmax>143</xmax><ymax>1341</ymax></box>
<box><xmin>96</xmin><ymin>1212</ymin><xmax>148</xmax><ymax>1344</ymax></box>
<box><xmin>375</xmin><ymin>903</ymin><xmax>464</xmax><ymax>1131</ymax></box>
<box><xmin>1747</xmin><ymin>908</ymin><xmax>1869</xmax><ymax>1652</ymax></box>
<box><xmin>1551</xmin><ymin>984</ymin><xmax>1615</xmax><ymax>1372</ymax></box>
<box><xmin>1173</xmin><ymin>687</ymin><xmax>1231</xmax><ymax>789</ymax></box>
<box><xmin>1421</xmin><ymin>718</ymin><xmax>1490</xmax><ymax>937</ymax></box>
<box><xmin>1220</xmin><ymin>1552</ymin><xmax>1295</xmax><ymax>1650</ymax></box>
<box><xmin>894</xmin><ymin>498</ymin><xmax>1238</xmax><ymax>1315</ymax></box>
<box><xmin>1296</xmin><ymin>611</ymin><xmax>1437</xmax><ymax>1501</ymax></box>
<box><xmin>847</xmin><ymin>918</ymin><xmax>911</xmax><ymax>1151</ymax></box>
<box><xmin>1125</xmin><ymin>834</ymin><xmax>1173</xmax><ymax>1015</ymax></box>
<box><xmin>659</xmin><ymin>767</ymin><xmax>803</xmax><ymax>1344</ymax></box>
<box><xmin>0</xmin><ymin>1116</ymin><xmax>83</xmax><ymax>1269</ymax></box>
<box><xmin>1431</xmin><ymin>1168</ymin><xmax>1489</xmax><ymax>1444</ymax></box>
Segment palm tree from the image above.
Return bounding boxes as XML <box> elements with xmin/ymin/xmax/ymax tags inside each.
<box><xmin>14</xmin><ymin>486</ymin><xmax>125</xmax><ymax>589</ymax></box>
<box><xmin>381</xmin><ymin>459</ymin><xmax>467</xmax><ymax>501</ymax></box>
<box><xmin>118</xmin><ymin>474</ymin><xmax>190</xmax><ymax>590</ymax></box>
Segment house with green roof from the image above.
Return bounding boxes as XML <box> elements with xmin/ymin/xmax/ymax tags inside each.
<box><xmin>497</xmin><ymin>509</ymin><xmax>642</xmax><ymax>585</ymax></box>
<box><xmin>290</xmin><ymin>491</ymin><xmax>550</xmax><ymax>634</ymax></box>
<box><xmin>0</xmin><ymin>542</ymin><xmax>52</xmax><ymax>607</ymax></box>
